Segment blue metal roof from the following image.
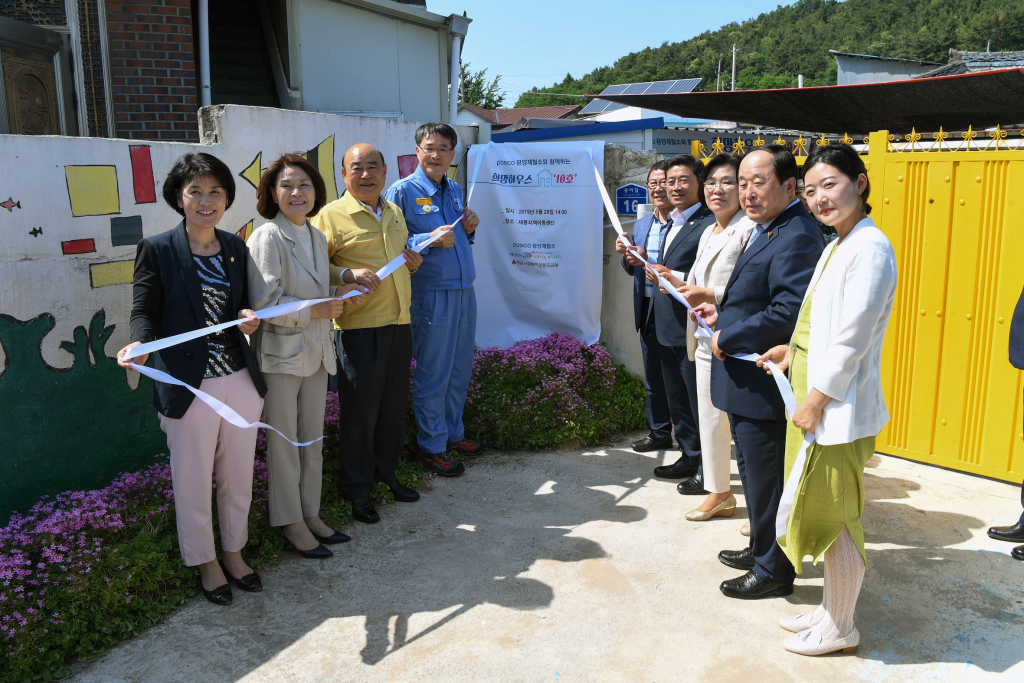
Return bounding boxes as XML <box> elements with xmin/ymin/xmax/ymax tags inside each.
<box><xmin>491</xmin><ymin>117</ymin><xmax>666</xmax><ymax>143</ymax></box>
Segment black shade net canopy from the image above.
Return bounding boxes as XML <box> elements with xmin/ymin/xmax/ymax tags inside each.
<box><xmin>585</xmin><ymin>69</ymin><xmax>1024</xmax><ymax>135</ymax></box>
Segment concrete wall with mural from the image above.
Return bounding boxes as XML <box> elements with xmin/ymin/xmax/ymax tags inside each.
<box><xmin>0</xmin><ymin>105</ymin><xmax>477</xmax><ymax>520</ymax></box>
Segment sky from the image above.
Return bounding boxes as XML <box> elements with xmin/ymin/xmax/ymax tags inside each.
<box><xmin>429</xmin><ymin>0</ymin><xmax>791</xmax><ymax>107</ymax></box>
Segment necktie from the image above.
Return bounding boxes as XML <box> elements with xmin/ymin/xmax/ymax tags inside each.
<box><xmin>746</xmin><ymin>223</ymin><xmax>765</xmax><ymax>251</ymax></box>
<box><xmin>656</xmin><ymin>217</ymin><xmax>673</xmax><ymax>266</ymax></box>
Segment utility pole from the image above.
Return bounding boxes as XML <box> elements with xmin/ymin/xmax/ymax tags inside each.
<box><xmin>717</xmin><ymin>58</ymin><xmax>722</xmax><ymax>91</ymax></box>
<box><xmin>731</xmin><ymin>44</ymin><xmax>737</xmax><ymax>91</ymax></box>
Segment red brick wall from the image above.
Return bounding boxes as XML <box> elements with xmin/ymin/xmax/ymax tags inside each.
<box><xmin>105</xmin><ymin>0</ymin><xmax>199</xmax><ymax>140</ymax></box>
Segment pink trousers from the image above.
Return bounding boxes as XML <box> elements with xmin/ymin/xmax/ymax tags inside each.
<box><xmin>160</xmin><ymin>371</ymin><xmax>264</xmax><ymax>566</ymax></box>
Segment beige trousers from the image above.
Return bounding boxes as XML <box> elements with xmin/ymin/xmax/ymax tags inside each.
<box><xmin>694</xmin><ymin>337</ymin><xmax>733</xmax><ymax>494</ymax></box>
<box><xmin>161</xmin><ymin>371</ymin><xmax>263</xmax><ymax>566</ymax></box>
<box><xmin>263</xmin><ymin>365</ymin><xmax>328</xmax><ymax>527</ymax></box>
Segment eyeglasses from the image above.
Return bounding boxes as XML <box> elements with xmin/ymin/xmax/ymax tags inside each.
<box><xmin>417</xmin><ymin>146</ymin><xmax>453</xmax><ymax>155</ymax></box>
<box><xmin>705</xmin><ymin>179</ymin><xmax>737</xmax><ymax>190</ymax></box>
<box><xmin>647</xmin><ymin>180</ymin><xmax>667</xmax><ymax>188</ymax></box>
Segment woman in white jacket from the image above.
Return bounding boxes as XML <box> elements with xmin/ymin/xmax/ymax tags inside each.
<box><xmin>757</xmin><ymin>144</ymin><xmax>897</xmax><ymax>656</ymax></box>
<box><xmin>248</xmin><ymin>154</ymin><xmax>363</xmax><ymax>558</ymax></box>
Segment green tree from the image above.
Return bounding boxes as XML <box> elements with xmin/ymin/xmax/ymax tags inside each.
<box><xmin>459</xmin><ymin>62</ymin><xmax>506</xmax><ymax>109</ymax></box>
<box><xmin>514</xmin><ymin>0</ymin><xmax>1024</xmax><ymax>107</ymax></box>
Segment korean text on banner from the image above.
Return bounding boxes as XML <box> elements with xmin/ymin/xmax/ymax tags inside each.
<box><xmin>469</xmin><ymin>141</ymin><xmax>605</xmax><ymax>349</ymax></box>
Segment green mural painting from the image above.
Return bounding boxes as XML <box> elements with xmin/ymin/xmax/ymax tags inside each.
<box><xmin>0</xmin><ymin>310</ymin><xmax>165</xmax><ymax>522</ymax></box>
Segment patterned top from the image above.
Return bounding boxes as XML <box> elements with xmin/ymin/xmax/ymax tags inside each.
<box><xmin>644</xmin><ymin>214</ymin><xmax>670</xmax><ymax>298</ymax></box>
<box><xmin>193</xmin><ymin>253</ymin><xmax>246</xmax><ymax>378</ymax></box>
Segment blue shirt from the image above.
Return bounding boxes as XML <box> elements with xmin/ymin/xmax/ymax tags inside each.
<box><xmin>385</xmin><ymin>166</ymin><xmax>475</xmax><ymax>290</ymax></box>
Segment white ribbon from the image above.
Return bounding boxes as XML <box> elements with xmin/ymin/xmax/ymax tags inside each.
<box><xmin>590</xmin><ymin>149</ymin><xmax>632</xmax><ymax>248</ymax></box>
<box><xmin>128</xmin><ymin>361</ymin><xmax>324</xmax><ymax>447</ymax></box>
<box><xmin>124</xmin><ymin>297</ymin><xmax>338</xmax><ymax>361</ymax></box>
<box><xmin>776</xmin><ymin>432</ymin><xmax>816</xmax><ymax>539</ymax></box>
<box><xmin>123</xmin><ymin>227</ymin><xmax>449</xmax><ymax>443</ymax></box>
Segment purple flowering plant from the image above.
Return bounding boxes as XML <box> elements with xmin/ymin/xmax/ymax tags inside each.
<box><xmin>1</xmin><ymin>333</ymin><xmax>640</xmax><ymax>681</ymax></box>
<box><xmin>459</xmin><ymin>333</ymin><xmax>645</xmax><ymax>450</ymax></box>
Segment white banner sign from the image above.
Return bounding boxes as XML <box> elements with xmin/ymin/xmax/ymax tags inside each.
<box><xmin>469</xmin><ymin>141</ymin><xmax>605</xmax><ymax>348</ymax></box>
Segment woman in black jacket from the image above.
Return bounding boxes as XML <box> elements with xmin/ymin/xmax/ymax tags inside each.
<box><xmin>117</xmin><ymin>153</ymin><xmax>268</xmax><ymax>606</ymax></box>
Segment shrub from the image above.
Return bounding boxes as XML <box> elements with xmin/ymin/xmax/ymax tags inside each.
<box><xmin>1</xmin><ymin>333</ymin><xmax>642</xmax><ymax>681</ymax></box>
<box><xmin>461</xmin><ymin>332</ymin><xmax>645</xmax><ymax>450</ymax></box>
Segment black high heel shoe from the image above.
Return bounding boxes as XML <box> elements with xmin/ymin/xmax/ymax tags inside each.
<box><xmin>220</xmin><ymin>560</ymin><xmax>262</xmax><ymax>592</ymax></box>
<box><xmin>201</xmin><ymin>582</ymin><xmax>233</xmax><ymax>606</ymax></box>
<box><xmin>284</xmin><ymin>535</ymin><xmax>333</xmax><ymax>559</ymax></box>
<box><xmin>314</xmin><ymin>530</ymin><xmax>352</xmax><ymax>545</ymax></box>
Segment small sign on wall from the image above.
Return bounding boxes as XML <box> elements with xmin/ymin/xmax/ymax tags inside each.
<box><xmin>616</xmin><ymin>183</ymin><xmax>648</xmax><ymax>215</ymax></box>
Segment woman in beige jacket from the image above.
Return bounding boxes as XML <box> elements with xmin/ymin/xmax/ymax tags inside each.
<box><xmin>247</xmin><ymin>154</ymin><xmax>362</xmax><ymax>558</ymax></box>
<box><xmin>661</xmin><ymin>154</ymin><xmax>755</xmax><ymax>521</ymax></box>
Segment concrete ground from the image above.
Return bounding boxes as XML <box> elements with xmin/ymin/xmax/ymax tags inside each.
<box><xmin>72</xmin><ymin>431</ymin><xmax>1024</xmax><ymax>683</ymax></box>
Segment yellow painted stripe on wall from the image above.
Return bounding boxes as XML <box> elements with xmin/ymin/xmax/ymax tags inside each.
<box><xmin>90</xmin><ymin>260</ymin><xmax>134</xmax><ymax>288</ymax></box>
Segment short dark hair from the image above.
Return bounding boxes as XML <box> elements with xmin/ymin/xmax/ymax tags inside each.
<box><xmin>761</xmin><ymin>145</ymin><xmax>798</xmax><ymax>185</ymax></box>
<box><xmin>162</xmin><ymin>152</ymin><xmax>236</xmax><ymax>216</ymax></box>
<box><xmin>666</xmin><ymin>153</ymin><xmax>705</xmax><ymax>179</ymax></box>
<box><xmin>702</xmin><ymin>153</ymin><xmax>740</xmax><ymax>182</ymax></box>
<box><xmin>804</xmin><ymin>143</ymin><xmax>872</xmax><ymax>215</ymax></box>
<box><xmin>646</xmin><ymin>159</ymin><xmax>670</xmax><ymax>183</ymax></box>
<box><xmin>256</xmin><ymin>153</ymin><xmax>328</xmax><ymax>219</ymax></box>
<box><xmin>415</xmin><ymin>122</ymin><xmax>458</xmax><ymax>148</ymax></box>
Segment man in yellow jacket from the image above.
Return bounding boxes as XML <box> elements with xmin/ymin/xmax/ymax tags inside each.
<box><xmin>312</xmin><ymin>143</ymin><xmax>422</xmax><ymax>524</ymax></box>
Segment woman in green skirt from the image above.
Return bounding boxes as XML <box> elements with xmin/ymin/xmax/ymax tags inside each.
<box><xmin>757</xmin><ymin>144</ymin><xmax>897</xmax><ymax>656</ymax></box>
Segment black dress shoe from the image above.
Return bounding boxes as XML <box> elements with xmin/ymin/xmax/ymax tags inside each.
<box><xmin>677</xmin><ymin>473</ymin><xmax>708</xmax><ymax>495</ymax></box>
<box><xmin>632</xmin><ymin>436</ymin><xmax>672</xmax><ymax>453</ymax></box>
<box><xmin>315</xmin><ymin>531</ymin><xmax>352</xmax><ymax>545</ymax></box>
<box><xmin>382</xmin><ymin>474</ymin><xmax>420</xmax><ymax>502</ymax></box>
<box><xmin>202</xmin><ymin>582</ymin><xmax>233</xmax><ymax>606</ymax></box>
<box><xmin>1013</xmin><ymin>545</ymin><xmax>1024</xmax><ymax>561</ymax></box>
<box><xmin>719</xmin><ymin>547</ymin><xmax>755</xmax><ymax>571</ymax></box>
<box><xmin>352</xmin><ymin>498</ymin><xmax>380</xmax><ymax>524</ymax></box>
<box><xmin>720</xmin><ymin>570</ymin><xmax>794</xmax><ymax>600</ymax></box>
<box><xmin>220</xmin><ymin>561</ymin><xmax>263</xmax><ymax>591</ymax></box>
<box><xmin>987</xmin><ymin>521</ymin><xmax>1024</xmax><ymax>543</ymax></box>
<box><xmin>654</xmin><ymin>456</ymin><xmax>698</xmax><ymax>479</ymax></box>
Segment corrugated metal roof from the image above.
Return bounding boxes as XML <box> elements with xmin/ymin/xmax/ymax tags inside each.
<box><xmin>580</xmin><ymin>79</ymin><xmax>701</xmax><ymax>115</ymax></box>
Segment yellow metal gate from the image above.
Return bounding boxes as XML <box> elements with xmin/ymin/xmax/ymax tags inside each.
<box><xmin>865</xmin><ymin>130</ymin><xmax>1024</xmax><ymax>483</ymax></box>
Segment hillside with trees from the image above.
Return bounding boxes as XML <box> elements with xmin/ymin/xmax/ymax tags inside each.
<box><xmin>514</xmin><ymin>0</ymin><xmax>1024</xmax><ymax>107</ymax></box>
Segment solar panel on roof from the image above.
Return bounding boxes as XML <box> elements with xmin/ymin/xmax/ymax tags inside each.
<box><xmin>579</xmin><ymin>78</ymin><xmax>701</xmax><ymax>115</ymax></box>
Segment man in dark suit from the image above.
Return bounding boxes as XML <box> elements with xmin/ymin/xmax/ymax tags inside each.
<box><xmin>614</xmin><ymin>160</ymin><xmax>679</xmax><ymax>454</ymax></box>
<box><xmin>708</xmin><ymin>146</ymin><xmax>825</xmax><ymax>599</ymax></box>
<box><xmin>987</xmin><ymin>283</ymin><xmax>1024</xmax><ymax>561</ymax></box>
<box><xmin>646</xmin><ymin>155</ymin><xmax>717</xmax><ymax>485</ymax></box>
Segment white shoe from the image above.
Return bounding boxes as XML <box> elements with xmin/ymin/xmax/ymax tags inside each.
<box><xmin>779</xmin><ymin>608</ymin><xmax>822</xmax><ymax>633</ymax></box>
<box><xmin>783</xmin><ymin>627</ymin><xmax>860</xmax><ymax>656</ymax></box>
<box><xmin>740</xmin><ymin>521</ymin><xmax>750</xmax><ymax>537</ymax></box>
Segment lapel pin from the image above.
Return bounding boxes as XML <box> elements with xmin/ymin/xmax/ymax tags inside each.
<box><xmin>230</xmin><ymin>256</ymin><xmax>235</xmax><ymax>262</ymax></box>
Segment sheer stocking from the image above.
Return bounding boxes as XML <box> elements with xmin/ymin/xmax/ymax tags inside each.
<box><xmin>812</xmin><ymin>525</ymin><xmax>864</xmax><ymax>640</ymax></box>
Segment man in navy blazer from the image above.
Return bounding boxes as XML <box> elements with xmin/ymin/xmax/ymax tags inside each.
<box><xmin>646</xmin><ymin>155</ymin><xmax>717</xmax><ymax>485</ymax></box>
<box><xmin>615</xmin><ymin>159</ymin><xmax>680</xmax><ymax>454</ymax></box>
<box><xmin>987</xmin><ymin>283</ymin><xmax>1024</xmax><ymax>560</ymax></box>
<box><xmin>709</xmin><ymin>146</ymin><xmax>825</xmax><ymax>599</ymax></box>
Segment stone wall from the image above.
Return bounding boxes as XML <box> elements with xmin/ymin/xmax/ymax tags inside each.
<box><xmin>597</xmin><ymin>145</ymin><xmax>663</xmax><ymax>379</ymax></box>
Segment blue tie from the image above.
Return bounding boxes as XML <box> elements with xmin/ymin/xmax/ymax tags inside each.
<box><xmin>746</xmin><ymin>223</ymin><xmax>765</xmax><ymax>251</ymax></box>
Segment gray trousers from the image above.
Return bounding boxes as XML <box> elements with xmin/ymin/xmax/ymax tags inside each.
<box><xmin>264</xmin><ymin>365</ymin><xmax>329</xmax><ymax>527</ymax></box>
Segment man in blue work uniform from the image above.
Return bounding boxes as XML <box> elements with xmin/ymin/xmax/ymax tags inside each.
<box><xmin>386</xmin><ymin>122</ymin><xmax>481</xmax><ymax>477</ymax></box>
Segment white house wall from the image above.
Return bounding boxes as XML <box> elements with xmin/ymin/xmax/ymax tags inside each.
<box><xmin>296</xmin><ymin>0</ymin><xmax>444</xmax><ymax>122</ymax></box>
<box><xmin>0</xmin><ymin>104</ymin><xmax>477</xmax><ymax>372</ymax></box>
<box><xmin>0</xmin><ymin>104</ymin><xmax>476</xmax><ymax>517</ymax></box>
